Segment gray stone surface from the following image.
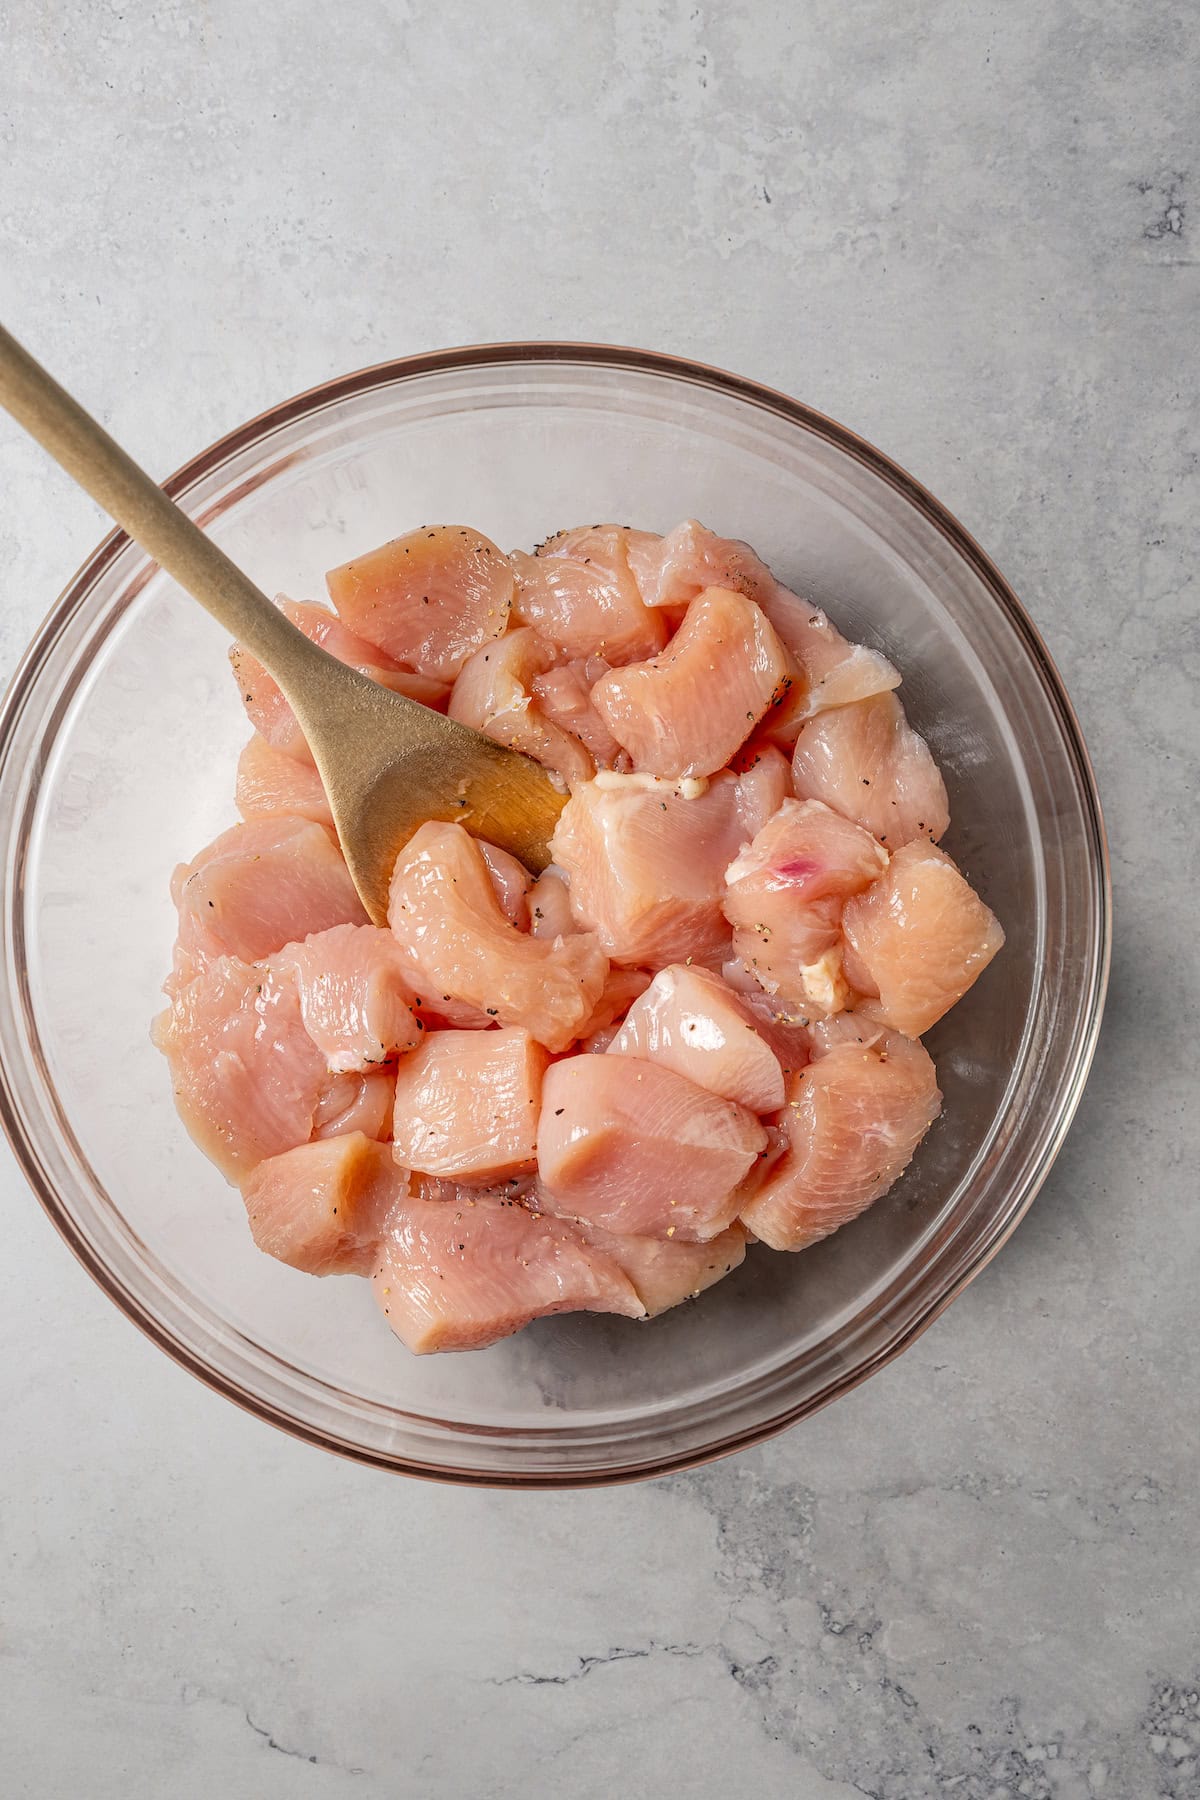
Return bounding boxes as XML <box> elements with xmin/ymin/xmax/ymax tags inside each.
<box><xmin>1</xmin><ymin>2</ymin><xmax>1196</xmax><ymax>1795</ymax></box>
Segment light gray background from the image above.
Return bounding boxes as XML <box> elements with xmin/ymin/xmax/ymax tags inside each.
<box><xmin>1</xmin><ymin>3</ymin><xmax>1196</xmax><ymax>1796</ymax></box>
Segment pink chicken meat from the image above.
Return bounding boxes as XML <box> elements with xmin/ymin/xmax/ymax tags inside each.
<box><xmin>537</xmin><ymin>1054</ymin><xmax>766</xmax><ymax>1241</ymax></box>
<box><xmin>373</xmin><ymin>1187</ymin><xmax>644</xmax><ymax>1354</ymax></box>
<box><xmin>841</xmin><ymin>840</ymin><xmax>1005</xmax><ymax>1035</ymax></box>
<box><xmin>549</xmin><ymin>761</ymin><xmax>785</xmax><ymax>970</ymax></box>
<box><xmin>592</xmin><ymin>587</ymin><xmax>791</xmax><ymax>779</ymax></box>
<box><xmin>170</xmin><ymin>814</ymin><xmax>367</xmax><ymax>989</ymax></box>
<box><xmin>388</xmin><ymin>820</ymin><xmax>608</xmax><ymax>1052</ymax></box>
<box><xmin>790</xmin><ymin>690</ymin><xmax>950</xmax><ymax>849</ymax></box>
<box><xmin>741</xmin><ymin>1031</ymin><xmax>942</xmax><ymax>1252</ymax></box>
<box><xmin>609</xmin><ymin>965</ymin><xmax>785</xmax><ymax>1113</ymax></box>
<box><xmin>722</xmin><ymin>798</ymin><xmax>889</xmax><ymax>1013</ymax></box>
<box><xmin>274</xmin><ymin>924</ymin><xmax>422</xmax><ymax>1072</ymax></box>
<box><xmin>242</xmin><ymin>1133</ymin><xmax>407</xmax><ymax>1276</ymax></box>
<box><xmin>157</xmin><ymin>513</ymin><xmax>1004</xmax><ymax>1357</ymax></box>
<box><xmin>391</xmin><ymin>1028</ymin><xmax>548</xmax><ymax>1181</ymax></box>
<box><xmin>511</xmin><ymin>525</ymin><xmax>667</xmax><ymax>665</ymax></box>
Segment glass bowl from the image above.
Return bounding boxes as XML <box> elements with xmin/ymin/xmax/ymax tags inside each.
<box><xmin>0</xmin><ymin>345</ymin><xmax>1109</xmax><ymax>1486</ymax></box>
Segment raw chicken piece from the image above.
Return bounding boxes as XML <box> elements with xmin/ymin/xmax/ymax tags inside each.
<box><xmin>241</xmin><ymin>1132</ymin><xmax>406</xmax><ymax>1276</ymax></box>
<box><xmin>230</xmin><ymin>599</ymin><xmax>447</xmax><ymax>763</ymax></box>
<box><xmin>569</xmin><ymin>1217</ymin><xmax>749</xmax><ymax>1315</ymax></box>
<box><xmin>610</xmin><ymin>965</ymin><xmax>785</xmax><ymax>1112</ymax></box>
<box><xmin>406</xmin><ymin>837</ymin><xmax>533</xmax><ymax>1029</ymax></box>
<box><xmin>477</xmin><ymin>841</ymin><xmax>532</xmax><ymax>930</ymax></box>
<box><xmin>388</xmin><ymin>822</ymin><xmax>608</xmax><ymax>1052</ymax></box>
<box><xmin>730</xmin><ymin>742</ymin><xmax>794</xmax><ymax>835</ymax></box>
<box><xmin>592</xmin><ymin>587</ymin><xmax>791</xmax><ymax>779</ymax></box>
<box><xmin>406</xmin><ymin>1174</ymin><xmax>530</xmax><ymax>1207</ymax></box>
<box><xmin>760</xmin><ymin>591</ymin><xmax>901</xmax><ymax>730</ymax></box>
<box><xmin>806</xmin><ymin>1012</ymin><xmax>886</xmax><ymax>1055</ymax></box>
<box><xmin>235</xmin><ymin>734</ymin><xmax>334</xmax><ymax>827</ymax></box>
<box><xmin>537</xmin><ymin>1054</ymin><xmax>767</xmax><ymax>1240</ymax></box>
<box><xmin>549</xmin><ymin>767</ymin><xmax>764</xmax><ymax>968</ymax></box>
<box><xmin>791</xmin><ymin>691</ymin><xmax>950</xmax><ymax>848</ymax></box>
<box><xmin>391</xmin><ymin>1028</ymin><xmax>548</xmax><ymax>1181</ymax></box>
<box><xmin>373</xmin><ymin>1189</ymin><xmax>644</xmax><ymax>1353</ymax></box>
<box><xmin>327</xmin><ymin>525</ymin><xmax>513</xmax><ymax>680</ymax></box>
<box><xmin>722</xmin><ymin>799</ymin><xmax>888</xmax><ymax>1012</ymax></box>
<box><xmin>512</xmin><ymin>525</ymin><xmax>667</xmax><ymax>665</ymax></box>
<box><xmin>159</xmin><ymin>511</ymin><xmax>1003</xmax><ymax>1355</ymax></box>
<box><xmin>153</xmin><ymin>957</ymin><xmax>331</xmax><ymax>1178</ymax></box>
<box><xmin>312</xmin><ymin>1069</ymin><xmax>396</xmax><ymax>1141</ymax></box>
<box><xmin>740</xmin><ymin>1031</ymin><xmax>941</xmax><ymax>1251</ymax></box>
<box><xmin>531</xmin><ymin>661</ymin><xmax>623</xmax><ymax>767</ymax></box>
<box><xmin>625</xmin><ymin>519</ymin><xmax>777</xmax><ymax>610</ymax></box>
<box><xmin>528</xmin><ymin>867</ymin><xmax>576</xmax><ymax>940</ymax></box>
<box><xmin>275</xmin><ymin>924</ymin><xmax>421</xmax><ymax>1073</ymax></box>
<box><xmin>171</xmin><ymin>815</ymin><xmax>367</xmax><ymax>987</ymax></box>
<box><xmin>730</xmin><ymin>987</ymin><xmax>815</xmax><ymax>1077</ymax></box>
<box><xmin>576</xmin><ymin>966</ymin><xmax>654</xmax><ymax>1040</ymax></box>
<box><xmin>841</xmin><ymin>841</ymin><xmax>1005</xmax><ymax>1037</ymax></box>
<box><xmin>719</xmin><ymin>953</ymin><xmax>762</xmax><ymax>995</ymax></box>
<box><xmin>449</xmin><ymin>626</ymin><xmax>594</xmax><ymax>787</ymax></box>
<box><xmin>624</xmin><ymin>520</ymin><xmax>900</xmax><ymax>727</ymax></box>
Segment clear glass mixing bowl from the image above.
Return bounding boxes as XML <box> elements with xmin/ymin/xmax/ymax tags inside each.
<box><xmin>0</xmin><ymin>346</ymin><xmax>1109</xmax><ymax>1485</ymax></box>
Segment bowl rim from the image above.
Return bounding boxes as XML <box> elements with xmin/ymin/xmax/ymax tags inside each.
<box><xmin>0</xmin><ymin>340</ymin><xmax>1112</xmax><ymax>1487</ymax></box>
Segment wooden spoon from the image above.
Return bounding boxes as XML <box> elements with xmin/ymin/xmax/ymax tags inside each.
<box><xmin>0</xmin><ymin>323</ymin><xmax>566</xmax><ymax>923</ymax></box>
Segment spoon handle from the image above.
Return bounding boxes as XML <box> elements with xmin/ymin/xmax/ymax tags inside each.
<box><xmin>0</xmin><ymin>321</ymin><xmax>320</xmax><ymax>676</ymax></box>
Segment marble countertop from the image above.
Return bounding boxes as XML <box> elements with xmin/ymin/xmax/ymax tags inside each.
<box><xmin>2</xmin><ymin>4</ymin><xmax>1195</xmax><ymax>1795</ymax></box>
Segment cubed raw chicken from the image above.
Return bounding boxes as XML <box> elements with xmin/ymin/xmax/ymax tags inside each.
<box><xmin>569</xmin><ymin>1217</ymin><xmax>749</xmax><ymax>1315</ymax></box>
<box><xmin>512</xmin><ymin>525</ymin><xmax>667</xmax><ymax>664</ymax></box>
<box><xmin>391</xmin><ymin>1028</ymin><xmax>548</xmax><ymax>1181</ymax></box>
<box><xmin>388</xmin><ymin>821</ymin><xmax>608</xmax><ymax>1051</ymax></box>
<box><xmin>740</xmin><ymin>1030</ymin><xmax>942</xmax><ymax>1251</ymax></box>
<box><xmin>577</xmin><ymin>966</ymin><xmax>655</xmax><ymax>1040</ymax></box>
<box><xmin>609</xmin><ymin>965</ymin><xmax>785</xmax><ymax>1112</ymax></box>
<box><xmin>625</xmin><ymin>519</ymin><xmax>777</xmax><ymax>610</ymax></box>
<box><xmin>275</xmin><ymin>924</ymin><xmax>422</xmax><ymax>1072</ymax></box>
<box><xmin>235</xmin><ymin>734</ymin><xmax>334</xmax><ymax>827</ymax></box>
<box><xmin>159</xmin><ymin>513</ymin><xmax>1003</xmax><ymax>1356</ymax></box>
<box><xmin>592</xmin><ymin>587</ymin><xmax>791</xmax><ymax>779</ymax></box>
<box><xmin>725</xmin><ymin>982</ymin><xmax>817</xmax><ymax>1076</ymax></box>
<box><xmin>373</xmin><ymin>1188</ymin><xmax>644</xmax><ymax>1353</ymax></box>
<box><xmin>761</xmin><ymin>593</ymin><xmax>901</xmax><ymax>728</ymax></box>
<box><xmin>625</xmin><ymin>518</ymin><xmax>892</xmax><ymax>712</ymax></box>
<box><xmin>841</xmin><ymin>840</ymin><xmax>1005</xmax><ymax>1036</ymax></box>
<box><xmin>620</xmin><ymin>518</ymin><xmax>903</xmax><ymax>729</ymax></box>
<box><xmin>404</xmin><ymin>844</ymin><xmax>533</xmax><ymax>1030</ymax></box>
<box><xmin>791</xmin><ymin>691</ymin><xmax>950</xmax><ymax>848</ymax></box>
<box><xmin>171</xmin><ymin>815</ymin><xmax>367</xmax><ymax>987</ymax></box>
<box><xmin>528</xmin><ymin>867</ymin><xmax>577</xmax><ymax>940</ymax></box>
<box><xmin>327</xmin><ymin>525</ymin><xmax>513</xmax><ymax>680</ymax></box>
<box><xmin>549</xmin><ymin>767</ymin><xmax>766</xmax><ymax>968</ymax></box>
<box><xmin>312</xmin><ymin>1069</ymin><xmax>397</xmax><ymax>1141</ymax></box>
<box><xmin>449</xmin><ymin>626</ymin><xmax>594</xmax><ymax>787</ymax></box>
<box><xmin>537</xmin><ymin>1054</ymin><xmax>766</xmax><ymax>1240</ymax></box>
<box><xmin>230</xmin><ymin>598</ymin><xmax>447</xmax><ymax>763</ymax></box>
<box><xmin>530</xmin><ymin>661</ymin><xmax>623</xmax><ymax>767</ymax></box>
<box><xmin>806</xmin><ymin>1012</ymin><xmax>886</xmax><ymax>1055</ymax></box>
<box><xmin>154</xmin><ymin>957</ymin><xmax>332</xmax><ymax>1178</ymax></box>
<box><xmin>241</xmin><ymin>1132</ymin><xmax>406</xmax><ymax>1276</ymax></box>
<box><xmin>722</xmin><ymin>798</ymin><xmax>888</xmax><ymax>1012</ymax></box>
<box><xmin>476</xmin><ymin>841</ymin><xmax>532</xmax><ymax>929</ymax></box>
<box><xmin>730</xmin><ymin>742</ymin><xmax>794</xmax><ymax>834</ymax></box>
